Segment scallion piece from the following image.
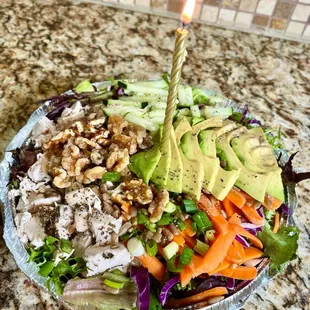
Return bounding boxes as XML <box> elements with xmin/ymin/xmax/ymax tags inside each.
<box><xmin>146</xmin><ymin>240</ymin><xmax>158</xmax><ymax>257</ymax></box>
<box><xmin>174</xmin><ymin>218</ymin><xmax>187</xmax><ymax>231</ymax></box>
<box><xmin>205</xmin><ymin>229</ymin><xmax>216</xmax><ymax>241</ymax></box>
<box><xmin>182</xmin><ymin>200</ymin><xmax>199</xmax><ymax>214</ymax></box>
<box><xmin>192</xmin><ymin>211</ymin><xmax>213</xmax><ymax>233</ymax></box>
<box><xmin>60</xmin><ymin>239</ymin><xmax>72</xmax><ymax>254</ymax></box>
<box><xmin>103</xmin><ymin>278</ymin><xmax>125</xmax><ymax>289</ymax></box>
<box><xmin>194</xmin><ymin>240</ymin><xmax>209</xmax><ymax>256</ymax></box>
<box><xmin>102</xmin><ymin>171</ymin><xmax>121</xmax><ymax>182</ymax></box>
<box><xmin>167</xmin><ymin>255</ymin><xmax>184</xmax><ymax>273</ymax></box>
<box><xmin>180</xmin><ymin>247</ymin><xmax>194</xmax><ymax>265</ymax></box>
<box><xmin>157</xmin><ymin>213</ymin><xmax>172</xmax><ymax>226</ymax></box>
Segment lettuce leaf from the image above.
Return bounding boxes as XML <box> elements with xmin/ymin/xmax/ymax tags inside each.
<box><xmin>192</xmin><ymin>88</ymin><xmax>210</xmax><ymax>105</ymax></box>
<box><xmin>257</xmin><ymin>223</ymin><xmax>299</xmax><ymax>273</ymax></box>
<box><xmin>75</xmin><ymin>79</ymin><xmax>95</xmax><ymax>93</ymax></box>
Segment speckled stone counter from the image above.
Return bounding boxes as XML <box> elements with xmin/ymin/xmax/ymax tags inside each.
<box><xmin>0</xmin><ymin>0</ymin><xmax>309</xmax><ymax>309</ymax></box>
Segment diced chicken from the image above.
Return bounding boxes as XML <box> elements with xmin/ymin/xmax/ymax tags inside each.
<box><xmin>15</xmin><ymin>212</ymin><xmax>46</xmax><ymax>248</ymax></box>
<box><xmin>58</xmin><ymin>101</ymin><xmax>85</xmax><ymax>126</ymax></box>
<box><xmin>29</xmin><ymin>193</ymin><xmax>61</xmax><ymax>208</ymax></box>
<box><xmin>72</xmin><ymin>231</ymin><xmax>93</xmax><ymax>256</ymax></box>
<box><xmin>88</xmin><ymin>211</ymin><xmax>122</xmax><ymax>246</ymax></box>
<box><xmin>84</xmin><ymin>244</ymin><xmax>132</xmax><ymax>276</ymax></box>
<box><xmin>65</xmin><ymin>188</ymin><xmax>101</xmax><ymax>211</ymax></box>
<box><xmin>74</xmin><ymin>207</ymin><xmax>89</xmax><ymax>232</ymax></box>
<box><xmin>31</xmin><ymin>116</ymin><xmax>57</xmax><ymax>148</ymax></box>
<box><xmin>27</xmin><ymin>153</ymin><xmax>51</xmax><ymax>183</ymax></box>
<box><xmin>56</xmin><ymin>205</ymin><xmax>74</xmax><ymax>240</ymax></box>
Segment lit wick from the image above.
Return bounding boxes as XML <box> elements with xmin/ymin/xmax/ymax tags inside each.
<box><xmin>160</xmin><ymin>0</ymin><xmax>196</xmax><ymax>154</ymax></box>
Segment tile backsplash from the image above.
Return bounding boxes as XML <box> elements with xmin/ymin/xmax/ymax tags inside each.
<box><xmin>73</xmin><ymin>0</ymin><xmax>310</xmax><ymax>42</ymax></box>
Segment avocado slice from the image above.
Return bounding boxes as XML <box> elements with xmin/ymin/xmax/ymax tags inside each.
<box><xmin>231</xmin><ymin>129</ymin><xmax>284</xmax><ymax>202</ymax></box>
<box><xmin>175</xmin><ymin>118</ymin><xmax>204</xmax><ymax>199</ymax></box>
<box><xmin>151</xmin><ymin>140</ymin><xmax>171</xmax><ymax>187</ymax></box>
<box><xmin>216</xmin><ymin>127</ymin><xmax>271</xmax><ymax>202</ymax></box>
<box><xmin>214</xmin><ymin>120</ymin><xmax>238</xmax><ymax>138</ymax></box>
<box><xmin>199</xmin><ymin>131</ymin><xmax>217</xmax><ymax>158</ymax></box>
<box><xmin>165</xmin><ymin>128</ymin><xmax>183</xmax><ymax>193</ymax></box>
<box><xmin>181</xmin><ymin>117</ymin><xmax>223</xmax><ymax>193</ymax></box>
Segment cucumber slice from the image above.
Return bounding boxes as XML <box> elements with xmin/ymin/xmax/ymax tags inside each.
<box><xmin>176</xmin><ymin>108</ymin><xmax>191</xmax><ymax>117</ymax></box>
<box><xmin>103</xmin><ymin>106</ymin><xmax>143</xmax><ymax>116</ymax></box>
<box><xmin>178</xmin><ymin>84</ymin><xmax>194</xmax><ymax>106</ymax></box>
<box><xmin>107</xmin><ymin>99</ymin><xmax>142</xmax><ymax>108</ymax></box>
<box><xmin>125</xmin><ymin>113</ymin><xmax>158</xmax><ymax>132</ymax></box>
<box><xmin>190</xmin><ymin>105</ymin><xmax>201</xmax><ymax>117</ymax></box>
<box><xmin>133</xmin><ymin>79</ymin><xmax>168</xmax><ymax>89</ymax></box>
<box><xmin>119</xmin><ymin>81</ymin><xmax>169</xmax><ymax>96</ymax></box>
<box><xmin>148</xmin><ymin>102</ymin><xmax>167</xmax><ymax>110</ymax></box>
<box><xmin>119</xmin><ymin>95</ymin><xmax>167</xmax><ymax>103</ymax></box>
<box><xmin>147</xmin><ymin>110</ymin><xmax>165</xmax><ymax>118</ymax></box>
<box><xmin>204</xmin><ymin>107</ymin><xmax>233</xmax><ymax>119</ymax></box>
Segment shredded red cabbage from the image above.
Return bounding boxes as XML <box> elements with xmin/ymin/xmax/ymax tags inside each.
<box><xmin>246</xmin><ymin>118</ymin><xmax>262</xmax><ymax>126</ymax></box>
<box><xmin>130</xmin><ymin>267</ymin><xmax>150</xmax><ymax>310</ymax></box>
<box><xmin>279</xmin><ymin>203</ymin><xmax>292</xmax><ymax>215</ymax></box>
<box><xmin>257</xmin><ymin>206</ymin><xmax>264</xmax><ymax>219</ymax></box>
<box><xmin>235</xmin><ymin>235</ymin><xmax>250</xmax><ymax>248</ymax></box>
<box><xmin>239</xmin><ymin>105</ymin><xmax>248</xmax><ymax>123</ymax></box>
<box><xmin>226</xmin><ymin>278</ymin><xmax>235</xmax><ymax>290</ymax></box>
<box><xmin>159</xmin><ymin>275</ymin><xmax>180</xmax><ymax>306</ymax></box>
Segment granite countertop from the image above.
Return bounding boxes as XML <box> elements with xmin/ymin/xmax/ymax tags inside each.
<box><xmin>0</xmin><ymin>0</ymin><xmax>309</xmax><ymax>309</ymax></box>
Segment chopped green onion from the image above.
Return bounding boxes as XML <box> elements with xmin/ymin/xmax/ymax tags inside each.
<box><xmin>192</xmin><ymin>211</ymin><xmax>213</xmax><ymax>233</ymax></box>
<box><xmin>163</xmin><ymin>241</ymin><xmax>179</xmax><ymax>260</ymax></box>
<box><xmin>180</xmin><ymin>247</ymin><xmax>194</xmax><ymax>265</ymax></box>
<box><xmin>38</xmin><ymin>261</ymin><xmax>54</xmax><ymax>277</ymax></box>
<box><xmin>205</xmin><ymin>229</ymin><xmax>216</xmax><ymax>242</ymax></box>
<box><xmin>46</xmin><ymin>236</ymin><xmax>58</xmax><ymax>245</ymax></box>
<box><xmin>102</xmin><ymin>172</ymin><xmax>121</xmax><ymax>182</ymax></box>
<box><xmin>137</xmin><ymin>211</ymin><xmax>157</xmax><ymax>232</ymax></box>
<box><xmin>146</xmin><ymin>240</ymin><xmax>158</xmax><ymax>257</ymax></box>
<box><xmin>165</xmin><ymin>201</ymin><xmax>177</xmax><ymax>213</ymax></box>
<box><xmin>103</xmin><ymin>279</ymin><xmax>124</xmax><ymax>289</ymax></box>
<box><xmin>120</xmin><ymin>229</ymin><xmax>140</xmax><ymax>241</ymax></box>
<box><xmin>157</xmin><ymin>213</ymin><xmax>172</xmax><ymax>226</ymax></box>
<box><xmin>182</xmin><ymin>200</ymin><xmax>199</xmax><ymax>214</ymax></box>
<box><xmin>167</xmin><ymin>255</ymin><xmax>184</xmax><ymax>273</ymax></box>
<box><xmin>191</xmin><ymin>222</ymin><xmax>197</xmax><ymax>233</ymax></box>
<box><xmin>60</xmin><ymin>239</ymin><xmax>72</xmax><ymax>254</ymax></box>
<box><xmin>174</xmin><ymin>218</ymin><xmax>187</xmax><ymax>231</ymax></box>
<box><xmin>194</xmin><ymin>240</ymin><xmax>210</xmax><ymax>256</ymax></box>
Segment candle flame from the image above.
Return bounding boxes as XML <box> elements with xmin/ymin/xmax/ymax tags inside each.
<box><xmin>181</xmin><ymin>0</ymin><xmax>196</xmax><ymax>25</ymax></box>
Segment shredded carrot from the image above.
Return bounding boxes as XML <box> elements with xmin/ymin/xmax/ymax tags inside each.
<box><xmin>233</xmin><ymin>240</ymin><xmax>245</xmax><ymax>262</ymax></box>
<box><xmin>243</xmin><ymin>247</ymin><xmax>264</xmax><ymax>263</ymax></box>
<box><xmin>241</xmin><ymin>204</ymin><xmax>265</xmax><ymax>226</ymax></box>
<box><xmin>263</xmin><ymin>194</ymin><xmax>282</xmax><ymax>211</ymax></box>
<box><xmin>138</xmin><ymin>254</ymin><xmax>166</xmax><ymax>281</ymax></box>
<box><xmin>184</xmin><ymin>219</ymin><xmax>196</xmax><ymax>237</ymax></box>
<box><xmin>120</xmin><ymin>202</ymin><xmax>131</xmax><ymax>214</ymax></box>
<box><xmin>226</xmin><ymin>188</ymin><xmax>247</xmax><ymax>209</ymax></box>
<box><xmin>120</xmin><ymin>215</ymin><xmax>128</xmax><ymax>222</ymax></box>
<box><xmin>208</xmin><ymin>259</ymin><xmax>231</xmax><ymax>275</ymax></box>
<box><xmin>222</xmin><ymin>198</ymin><xmax>242</xmax><ymax>218</ymax></box>
<box><xmin>157</xmin><ymin>245</ymin><xmax>165</xmax><ymax>258</ymax></box>
<box><xmin>228</xmin><ymin>213</ymin><xmax>242</xmax><ymax>225</ymax></box>
<box><xmin>173</xmin><ymin>234</ymin><xmax>185</xmax><ymax>246</ymax></box>
<box><xmin>194</xmin><ymin>229</ymin><xmax>236</xmax><ymax>277</ymax></box>
<box><xmin>230</xmin><ymin>224</ymin><xmax>263</xmax><ymax>249</ymax></box>
<box><xmin>189</xmin><ymin>254</ymin><xmax>204</xmax><ymax>273</ymax></box>
<box><xmin>165</xmin><ymin>287</ymin><xmax>228</xmax><ymax>308</ymax></box>
<box><xmin>273</xmin><ymin>211</ymin><xmax>280</xmax><ymax>233</ymax></box>
<box><xmin>199</xmin><ymin>194</ymin><xmax>229</xmax><ymax>235</ymax></box>
<box><xmin>180</xmin><ymin>265</ymin><xmax>194</xmax><ymax>287</ymax></box>
<box><xmin>219</xmin><ymin>266</ymin><xmax>257</xmax><ymax>280</ymax></box>
<box><xmin>226</xmin><ymin>243</ymin><xmax>243</xmax><ymax>264</ymax></box>
<box><xmin>180</xmin><ymin>230</ymin><xmax>196</xmax><ymax>248</ymax></box>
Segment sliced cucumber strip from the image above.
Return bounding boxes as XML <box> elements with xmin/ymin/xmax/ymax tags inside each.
<box><xmin>107</xmin><ymin>99</ymin><xmax>142</xmax><ymax>108</ymax></box>
<box><xmin>190</xmin><ymin>105</ymin><xmax>201</xmax><ymax>117</ymax></box>
<box><xmin>103</xmin><ymin>106</ymin><xmax>144</xmax><ymax>116</ymax></box>
<box><xmin>148</xmin><ymin>102</ymin><xmax>167</xmax><ymax>110</ymax></box>
<box><xmin>204</xmin><ymin>106</ymin><xmax>233</xmax><ymax>119</ymax></box>
<box><xmin>125</xmin><ymin>113</ymin><xmax>158</xmax><ymax>132</ymax></box>
<box><xmin>119</xmin><ymin>95</ymin><xmax>167</xmax><ymax>103</ymax></box>
<box><xmin>119</xmin><ymin>81</ymin><xmax>169</xmax><ymax>96</ymax></box>
<box><xmin>178</xmin><ymin>84</ymin><xmax>194</xmax><ymax>106</ymax></box>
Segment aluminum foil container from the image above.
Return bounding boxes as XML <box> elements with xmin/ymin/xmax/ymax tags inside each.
<box><xmin>0</xmin><ymin>81</ymin><xmax>297</xmax><ymax>310</ymax></box>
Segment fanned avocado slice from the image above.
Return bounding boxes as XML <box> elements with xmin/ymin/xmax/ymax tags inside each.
<box><xmin>175</xmin><ymin>118</ymin><xmax>204</xmax><ymax>199</ymax></box>
<box><xmin>216</xmin><ymin>127</ymin><xmax>271</xmax><ymax>202</ymax></box>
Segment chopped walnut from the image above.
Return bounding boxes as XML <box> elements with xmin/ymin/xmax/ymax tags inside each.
<box><xmin>43</xmin><ymin>129</ymin><xmax>76</xmax><ymax>150</ymax></box>
<box><xmin>62</xmin><ymin>144</ymin><xmax>80</xmax><ymax>158</ymax></box>
<box><xmin>84</xmin><ymin>166</ymin><xmax>106</xmax><ymax>182</ymax></box>
<box><xmin>124</xmin><ymin>124</ymin><xmax>147</xmax><ymax>145</ymax></box>
<box><xmin>106</xmin><ymin>148</ymin><xmax>129</xmax><ymax>172</ymax></box>
<box><xmin>75</xmin><ymin>158</ymin><xmax>90</xmax><ymax>176</ymax></box>
<box><xmin>111</xmin><ymin>193</ymin><xmax>132</xmax><ymax>211</ymax></box>
<box><xmin>75</xmin><ymin>137</ymin><xmax>101</xmax><ymax>150</ymax></box>
<box><xmin>121</xmin><ymin>180</ymin><xmax>153</xmax><ymax>205</ymax></box>
<box><xmin>149</xmin><ymin>189</ymin><xmax>169</xmax><ymax>223</ymax></box>
<box><xmin>108</xmin><ymin>115</ymin><xmax>128</xmax><ymax>135</ymax></box>
<box><xmin>111</xmin><ymin>134</ymin><xmax>137</xmax><ymax>155</ymax></box>
<box><xmin>61</xmin><ymin>156</ymin><xmax>76</xmax><ymax>177</ymax></box>
<box><xmin>90</xmin><ymin>150</ymin><xmax>104</xmax><ymax>165</ymax></box>
<box><xmin>53</xmin><ymin>168</ymin><xmax>72</xmax><ymax>188</ymax></box>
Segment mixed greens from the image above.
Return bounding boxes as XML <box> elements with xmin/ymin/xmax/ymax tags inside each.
<box><xmin>8</xmin><ymin>76</ymin><xmax>308</xmax><ymax>310</ymax></box>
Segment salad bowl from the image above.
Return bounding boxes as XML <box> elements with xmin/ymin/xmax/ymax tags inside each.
<box><xmin>0</xmin><ymin>79</ymin><xmax>300</xmax><ymax>310</ymax></box>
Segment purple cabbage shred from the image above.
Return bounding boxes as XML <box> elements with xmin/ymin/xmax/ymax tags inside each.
<box><xmin>159</xmin><ymin>276</ymin><xmax>180</xmax><ymax>306</ymax></box>
<box><xmin>130</xmin><ymin>267</ymin><xmax>150</xmax><ymax>310</ymax></box>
